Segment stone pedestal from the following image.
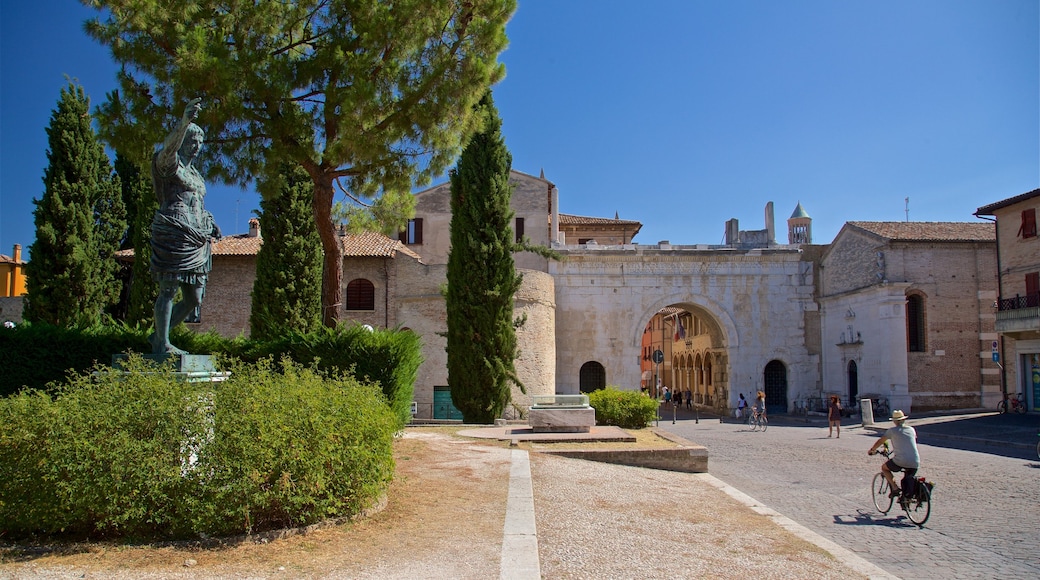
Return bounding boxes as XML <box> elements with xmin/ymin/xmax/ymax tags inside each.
<box><xmin>111</xmin><ymin>354</ymin><xmax>229</xmax><ymax>382</ymax></box>
<box><xmin>529</xmin><ymin>407</ymin><xmax>596</xmax><ymax>433</ymax></box>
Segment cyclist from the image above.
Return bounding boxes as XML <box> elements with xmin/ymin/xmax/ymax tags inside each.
<box><xmin>867</xmin><ymin>410</ymin><xmax>920</xmax><ymax>499</ymax></box>
<box><xmin>753</xmin><ymin>391</ymin><xmax>767</xmax><ymax>421</ymax></box>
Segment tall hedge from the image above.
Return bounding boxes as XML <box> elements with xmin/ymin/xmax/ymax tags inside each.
<box><xmin>0</xmin><ymin>324</ymin><xmax>420</xmax><ymax>431</ymax></box>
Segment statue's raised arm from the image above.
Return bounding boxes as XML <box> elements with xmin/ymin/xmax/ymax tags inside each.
<box><xmin>148</xmin><ymin>98</ymin><xmax>219</xmax><ymax>356</ymax></box>
<box><xmin>156</xmin><ymin>97</ymin><xmax>203</xmax><ymax>176</ymax></box>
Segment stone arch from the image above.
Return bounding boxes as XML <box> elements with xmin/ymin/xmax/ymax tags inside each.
<box><xmin>630</xmin><ymin>294</ymin><xmax>740</xmax><ymax>350</ymax></box>
<box><xmin>579</xmin><ymin>361</ymin><xmax>606</xmax><ymax>393</ymax></box>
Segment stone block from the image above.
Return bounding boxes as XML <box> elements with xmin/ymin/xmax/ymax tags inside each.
<box><xmin>528</xmin><ymin>407</ymin><xmax>596</xmax><ymax>433</ymax></box>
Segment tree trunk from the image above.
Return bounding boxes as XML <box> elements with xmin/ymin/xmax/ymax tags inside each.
<box><xmin>312</xmin><ymin>177</ymin><xmax>342</xmax><ymax>327</ymax></box>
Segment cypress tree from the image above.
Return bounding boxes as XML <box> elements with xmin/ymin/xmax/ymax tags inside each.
<box><xmin>25</xmin><ymin>82</ymin><xmax>126</xmax><ymax>327</ymax></box>
<box><xmin>445</xmin><ymin>92</ymin><xmax>523</xmax><ymax>424</ymax></box>
<box><xmin>114</xmin><ymin>154</ymin><xmax>158</xmax><ymax>326</ymax></box>
<box><xmin>250</xmin><ymin>164</ymin><xmax>323</xmax><ymax>341</ymax></box>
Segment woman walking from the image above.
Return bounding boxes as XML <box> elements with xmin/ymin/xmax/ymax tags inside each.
<box><xmin>828</xmin><ymin>395</ymin><xmax>843</xmax><ymax>438</ymax></box>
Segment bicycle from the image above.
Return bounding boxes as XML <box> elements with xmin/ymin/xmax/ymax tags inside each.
<box><xmin>869</xmin><ymin>448</ymin><xmax>933</xmax><ymax>526</ymax></box>
<box><xmin>747</xmin><ymin>408</ymin><xmax>768</xmax><ymax>432</ymax></box>
<box><xmin>997</xmin><ymin>393</ymin><xmax>1028</xmax><ymax>414</ymax></box>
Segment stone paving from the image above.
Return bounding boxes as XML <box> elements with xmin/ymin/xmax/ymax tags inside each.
<box><xmin>659</xmin><ymin>409</ymin><xmax>1040</xmax><ymax>579</ymax></box>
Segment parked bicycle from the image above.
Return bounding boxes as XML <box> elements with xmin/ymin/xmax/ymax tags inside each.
<box><xmin>869</xmin><ymin>448</ymin><xmax>933</xmax><ymax>526</ymax></box>
<box><xmin>747</xmin><ymin>408</ymin><xmax>768</xmax><ymax>432</ymax></box>
<box><xmin>997</xmin><ymin>393</ymin><xmax>1028</xmax><ymax>414</ymax></box>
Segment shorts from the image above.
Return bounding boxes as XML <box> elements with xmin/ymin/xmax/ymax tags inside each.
<box><xmin>884</xmin><ymin>459</ymin><xmax>918</xmax><ymax>482</ymax></box>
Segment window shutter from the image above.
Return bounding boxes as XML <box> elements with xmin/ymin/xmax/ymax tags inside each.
<box><xmin>1019</xmin><ymin>209</ymin><xmax>1037</xmax><ymax>239</ymax></box>
<box><xmin>413</xmin><ymin>218</ymin><xmax>423</xmax><ymax>244</ymax></box>
<box><xmin>515</xmin><ymin>217</ymin><xmax>525</xmax><ymax>243</ymax></box>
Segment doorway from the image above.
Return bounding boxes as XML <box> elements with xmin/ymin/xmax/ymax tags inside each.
<box><xmin>763</xmin><ymin>360</ymin><xmax>788</xmax><ymax>414</ymax></box>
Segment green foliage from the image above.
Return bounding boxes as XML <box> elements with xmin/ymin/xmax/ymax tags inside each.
<box><xmin>250</xmin><ymin>164</ymin><xmax>322</xmax><ymax>341</ymax></box>
<box><xmin>0</xmin><ymin>356</ymin><xmax>395</xmax><ymax>540</ymax></box>
<box><xmin>25</xmin><ymin>82</ymin><xmax>127</xmax><ymax>327</ymax></box>
<box><xmin>588</xmin><ymin>387</ymin><xmax>659</xmax><ymax>429</ymax></box>
<box><xmin>85</xmin><ymin>0</ymin><xmax>516</xmax><ymax>326</ymax></box>
<box><xmin>246</xmin><ymin>325</ymin><xmax>421</xmax><ymax>430</ymax></box>
<box><xmin>0</xmin><ymin>324</ymin><xmax>420</xmax><ymax>432</ymax></box>
<box><xmin>0</xmin><ymin>321</ymin><xmax>149</xmax><ymax>398</ymax></box>
<box><xmin>114</xmin><ymin>154</ymin><xmax>159</xmax><ymax>327</ymax></box>
<box><xmin>445</xmin><ymin>92</ymin><xmax>522</xmax><ymax>424</ymax></box>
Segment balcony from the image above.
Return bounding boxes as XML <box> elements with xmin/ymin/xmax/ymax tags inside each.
<box><xmin>995</xmin><ymin>293</ymin><xmax>1040</xmax><ymax>338</ymax></box>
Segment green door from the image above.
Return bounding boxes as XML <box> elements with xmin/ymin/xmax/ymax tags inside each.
<box><xmin>433</xmin><ymin>386</ymin><xmax>464</xmax><ymax>420</ymax></box>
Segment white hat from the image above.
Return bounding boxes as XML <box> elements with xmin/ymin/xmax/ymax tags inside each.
<box><xmin>890</xmin><ymin>410</ymin><xmax>908</xmax><ymax>421</ymax></box>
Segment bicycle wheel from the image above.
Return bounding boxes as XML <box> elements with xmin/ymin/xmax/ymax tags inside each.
<box><xmin>904</xmin><ymin>483</ymin><xmax>931</xmax><ymax>526</ymax></box>
<box><xmin>1016</xmin><ymin>402</ymin><xmax>1027</xmax><ymax>414</ymax></box>
<box><xmin>997</xmin><ymin>400</ymin><xmax>1007</xmax><ymax>414</ymax></box>
<box><xmin>747</xmin><ymin>413</ymin><xmax>757</xmax><ymax>431</ymax></box>
<box><xmin>759</xmin><ymin>415</ymin><xmax>768</xmax><ymax>432</ymax></box>
<box><xmin>871</xmin><ymin>473</ymin><xmax>893</xmax><ymax>514</ymax></box>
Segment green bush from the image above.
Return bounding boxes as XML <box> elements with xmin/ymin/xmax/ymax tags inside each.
<box><xmin>0</xmin><ymin>355</ymin><xmax>396</xmax><ymax>541</ymax></box>
<box><xmin>0</xmin><ymin>323</ymin><xmax>420</xmax><ymax>431</ymax></box>
<box><xmin>588</xmin><ymin>386</ymin><xmax>659</xmax><ymax>429</ymax></box>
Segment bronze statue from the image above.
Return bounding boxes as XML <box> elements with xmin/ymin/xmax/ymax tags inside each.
<box><xmin>149</xmin><ymin>98</ymin><xmax>221</xmax><ymax>355</ymax></box>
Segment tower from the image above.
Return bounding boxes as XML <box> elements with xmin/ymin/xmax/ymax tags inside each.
<box><xmin>788</xmin><ymin>202</ymin><xmax>812</xmax><ymax>244</ymax></box>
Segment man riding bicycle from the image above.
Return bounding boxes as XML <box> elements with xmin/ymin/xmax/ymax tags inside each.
<box><xmin>867</xmin><ymin>410</ymin><xmax>920</xmax><ymax>499</ymax></box>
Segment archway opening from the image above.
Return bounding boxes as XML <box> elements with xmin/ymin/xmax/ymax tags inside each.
<box><xmin>639</xmin><ymin>304</ymin><xmax>727</xmax><ymax>410</ymax></box>
<box><xmin>579</xmin><ymin>361</ymin><xmax>606</xmax><ymax>393</ymax></box>
<box><xmin>763</xmin><ymin>360</ymin><xmax>788</xmax><ymax>414</ymax></box>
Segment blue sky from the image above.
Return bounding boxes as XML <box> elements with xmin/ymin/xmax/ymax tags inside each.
<box><xmin>2</xmin><ymin>0</ymin><xmax>1038</xmax><ymax>259</ymax></box>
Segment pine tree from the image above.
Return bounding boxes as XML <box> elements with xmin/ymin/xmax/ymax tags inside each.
<box><xmin>114</xmin><ymin>154</ymin><xmax>158</xmax><ymax>326</ymax></box>
<box><xmin>445</xmin><ymin>92</ymin><xmax>523</xmax><ymax>423</ymax></box>
<box><xmin>25</xmin><ymin>82</ymin><xmax>126</xmax><ymax>327</ymax></box>
<box><xmin>86</xmin><ymin>0</ymin><xmax>515</xmax><ymax>327</ymax></box>
<box><xmin>250</xmin><ymin>164</ymin><xmax>323</xmax><ymax>340</ymax></box>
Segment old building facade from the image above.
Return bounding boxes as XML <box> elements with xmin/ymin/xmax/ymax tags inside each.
<box><xmin>976</xmin><ymin>189</ymin><xmax>1040</xmax><ymax>411</ymax></box>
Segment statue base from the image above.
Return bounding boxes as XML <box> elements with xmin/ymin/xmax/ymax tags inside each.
<box><xmin>111</xmin><ymin>354</ymin><xmax>229</xmax><ymax>382</ymax></box>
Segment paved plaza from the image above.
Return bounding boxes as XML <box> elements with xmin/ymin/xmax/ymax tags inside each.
<box><xmin>660</xmin><ymin>409</ymin><xmax>1040</xmax><ymax>579</ymax></box>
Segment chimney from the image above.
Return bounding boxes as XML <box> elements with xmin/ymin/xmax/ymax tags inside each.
<box><xmin>248</xmin><ymin>218</ymin><xmax>261</xmax><ymax>238</ymax></box>
<box><xmin>13</xmin><ymin>244</ymin><xmax>21</xmax><ymax>262</ymax></box>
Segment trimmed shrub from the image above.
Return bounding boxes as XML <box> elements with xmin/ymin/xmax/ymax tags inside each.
<box><xmin>588</xmin><ymin>386</ymin><xmax>659</xmax><ymax>429</ymax></box>
<box><xmin>0</xmin><ymin>324</ymin><xmax>420</xmax><ymax>432</ymax></box>
<box><xmin>0</xmin><ymin>355</ymin><xmax>396</xmax><ymax>541</ymax></box>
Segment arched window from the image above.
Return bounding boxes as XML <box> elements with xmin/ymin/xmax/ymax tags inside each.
<box><xmin>346</xmin><ymin>279</ymin><xmax>375</xmax><ymax>311</ymax></box>
<box><xmin>579</xmin><ymin>361</ymin><xmax>606</xmax><ymax>393</ymax></box>
<box><xmin>906</xmin><ymin>293</ymin><xmax>925</xmax><ymax>352</ymax></box>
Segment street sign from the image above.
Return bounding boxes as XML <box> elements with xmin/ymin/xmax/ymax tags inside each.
<box><xmin>992</xmin><ymin>352</ymin><xmax>999</xmax><ymax>362</ymax></box>
<box><xmin>652</xmin><ymin>349</ymin><xmax>664</xmax><ymax>364</ymax></box>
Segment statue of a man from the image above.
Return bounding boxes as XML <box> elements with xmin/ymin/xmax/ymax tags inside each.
<box><xmin>149</xmin><ymin>98</ymin><xmax>221</xmax><ymax>355</ymax></box>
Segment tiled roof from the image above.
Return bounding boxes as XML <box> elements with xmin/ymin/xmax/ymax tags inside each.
<box><xmin>975</xmin><ymin>188</ymin><xmax>1040</xmax><ymax>215</ymax></box>
<box><xmin>559</xmin><ymin>213</ymin><xmax>642</xmax><ymax>227</ymax></box>
<box><xmin>848</xmin><ymin>221</ymin><xmax>995</xmax><ymax>242</ymax></box>
<box><xmin>114</xmin><ymin>231</ymin><xmax>418</xmax><ymax>260</ymax></box>
<box><xmin>0</xmin><ymin>254</ymin><xmax>16</xmax><ymax>264</ymax></box>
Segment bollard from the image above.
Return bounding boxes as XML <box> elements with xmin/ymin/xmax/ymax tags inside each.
<box><xmin>860</xmin><ymin>398</ymin><xmax>874</xmax><ymax>426</ymax></box>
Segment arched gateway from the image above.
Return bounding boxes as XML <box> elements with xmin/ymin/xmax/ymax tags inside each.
<box><xmin>549</xmin><ymin>246</ymin><xmax>818</xmax><ymax>415</ymax></box>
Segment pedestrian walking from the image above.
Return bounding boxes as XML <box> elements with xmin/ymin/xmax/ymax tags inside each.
<box><xmin>828</xmin><ymin>395</ymin><xmax>842</xmax><ymax>438</ymax></box>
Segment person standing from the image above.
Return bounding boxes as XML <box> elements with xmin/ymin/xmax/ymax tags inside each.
<box><xmin>736</xmin><ymin>393</ymin><xmax>748</xmax><ymax>418</ymax></box>
<box><xmin>828</xmin><ymin>395</ymin><xmax>843</xmax><ymax>438</ymax></box>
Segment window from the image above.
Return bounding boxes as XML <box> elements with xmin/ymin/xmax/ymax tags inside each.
<box><xmin>345</xmin><ymin>278</ymin><xmax>375</xmax><ymax>311</ymax></box>
<box><xmin>398</xmin><ymin>218</ymin><xmax>423</xmax><ymax>244</ymax></box>
<box><xmin>906</xmin><ymin>294</ymin><xmax>925</xmax><ymax>352</ymax></box>
<box><xmin>1020</xmin><ymin>208</ymin><xmax>1037</xmax><ymax>239</ymax></box>
<box><xmin>515</xmin><ymin>217</ymin><xmax>525</xmax><ymax>243</ymax></box>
